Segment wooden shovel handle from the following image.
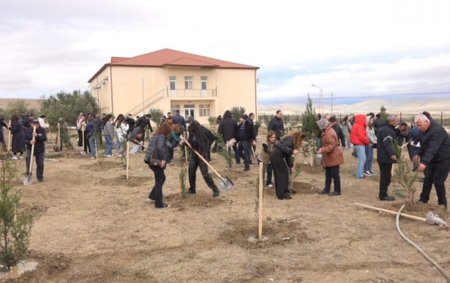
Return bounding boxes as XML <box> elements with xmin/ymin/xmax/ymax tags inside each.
<box><xmin>355</xmin><ymin>202</ymin><xmax>426</xmax><ymax>222</ymax></box>
<box><xmin>182</xmin><ymin>137</ymin><xmax>225</xmax><ymax>180</ymax></box>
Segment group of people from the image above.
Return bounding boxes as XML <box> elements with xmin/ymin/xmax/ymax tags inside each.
<box><xmin>315</xmin><ymin>111</ymin><xmax>449</xmax><ymax>208</ymax></box>
<box><xmin>0</xmin><ymin>113</ymin><xmax>49</xmax><ymax>182</ymax></box>
<box><xmin>75</xmin><ymin>112</ymin><xmax>155</xmax><ymax>160</ymax></box>
<box><xmin>2</xmin><ymin>107</ymin><xmax>447</xmax><ymax>211</ymax></box>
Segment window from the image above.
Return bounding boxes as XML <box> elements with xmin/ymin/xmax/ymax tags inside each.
<box><xmin>184</xmin><ymin>76</ymin><xmax>193</xmax><ymax>89</ymax></box>
<box><xmin>169</xmin><ymin>76</ymin><xmax>176</xmax><ymax>90</ymax></box>
<box><xmin>199</xmin><ymin>104</ymin><xmax>210</xmax><ymax>117</ymax></box>
<box><xmin>171</xmin><ymin>104</ymin><xmax>180</xmax><ymax>114</ymax></box>
<box><xmin>201</xmin><ymin>76</ymin><xmax>208</xmax><ymax>90</ymax></box>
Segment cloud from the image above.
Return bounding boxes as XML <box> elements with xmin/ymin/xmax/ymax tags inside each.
<box><xmin>258</xmin><ymin>52</ymin><xmax>450</xmax><ymax>103</ymax></box>
<box><xmin>1</xmin><ymin>0</ymin><xmax>450</xmax><ymax>101</ymax></box>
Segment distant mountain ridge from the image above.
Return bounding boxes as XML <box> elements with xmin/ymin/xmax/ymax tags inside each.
<box><xmin>258</xmin><ymin>94</ymin><xmax>450</xmax><ymax>115</ymax></box>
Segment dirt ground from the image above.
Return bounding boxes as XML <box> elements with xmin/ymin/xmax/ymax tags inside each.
<box><xmin>2</xmin><ymin>132</ymin><xmax>450</xmax><ymax>283</ymax></box>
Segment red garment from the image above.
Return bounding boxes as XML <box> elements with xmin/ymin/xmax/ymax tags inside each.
<box><xmin>350</xmin><ymin>114</ymin><xmax>370</xmax><ymax>146</ymax></box>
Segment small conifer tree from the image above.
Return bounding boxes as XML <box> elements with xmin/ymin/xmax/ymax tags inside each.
<box><xmin>301</xmin><ymin>95</ymin><xmax>319</xmax><ymax>166</ymax></box>
<box><xmin>0</xmin><ymin>158</ymin><xmax>33</xmax><ymax>271</ymax></box>
<box><xmin>393</xmin><ymin>143</ymin><xmax>417</xmax><ymax>209</ymax></box>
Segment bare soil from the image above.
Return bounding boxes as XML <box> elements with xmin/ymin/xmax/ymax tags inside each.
<box><xmin>2</xmin><ymin>135</ymin><xmax>450</xmax><ymax>282</ymax></box>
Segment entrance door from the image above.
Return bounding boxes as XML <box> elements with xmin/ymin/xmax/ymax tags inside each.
<box><xmin>184</xmin><ymin>104</ymin><xmax>195</xmax><ymax>120</ymax></box>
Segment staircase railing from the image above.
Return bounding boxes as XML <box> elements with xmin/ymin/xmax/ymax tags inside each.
<box><xmin>125</xmin><ymin>89</ymin><xmax>167</xmax><ymax>116</ymax></box>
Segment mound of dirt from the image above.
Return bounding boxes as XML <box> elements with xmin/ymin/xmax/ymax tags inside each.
<box><xmin>219</xmin><ymin>218</ymin><xmax>309</xmax><ymax>249</ymax></box>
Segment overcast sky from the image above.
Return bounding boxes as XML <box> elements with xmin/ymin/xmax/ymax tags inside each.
<box><xmin>1</xmin><ymin>0</ymin><xmax>450</xmax><ymax>103</ymax></box>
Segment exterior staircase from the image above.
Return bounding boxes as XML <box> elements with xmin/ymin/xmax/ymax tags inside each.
<box><xmin>125</xmin><ymin>89</ymin><xmax>167</xmax><ymax>116</ymax></box>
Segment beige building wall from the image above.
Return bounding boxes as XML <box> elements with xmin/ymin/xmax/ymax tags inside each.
<box><xmin>90</xmin><ymin>65</ymin><xmax>257</xmax><ymax>124</ymax></box>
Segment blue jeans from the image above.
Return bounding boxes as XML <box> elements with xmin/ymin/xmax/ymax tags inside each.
<box><xmin>364</xmin><ymin>145</ymin><xmax>374</xmax><ymax>172</ymax></box>
<box><xmin>354</xmin><ymin>145</ymin><xmax>366</xmax><ymax>178</ymax></box>
<box><xmin>105</xmin><ymin>135</ymin><xmax>113</xmax><ymax>155</ymax></box>
<box><xmin>88</xmin><ymin>136</ymin><xmax>96</xmax><ymax>158</ymax></box>
<box><xmin>235</xmin><ymin>141</ymin><xmax>251</xmax><ymax>166</ymax></box>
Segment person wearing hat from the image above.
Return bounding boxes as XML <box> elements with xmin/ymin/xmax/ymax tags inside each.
<box><xmin>24</xmin><ymin>119</ymin><xmax>47</xmax><ymax>182</ymax></box>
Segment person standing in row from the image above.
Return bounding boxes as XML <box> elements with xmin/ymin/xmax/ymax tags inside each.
<box><xmin>145</xmin><ymin>123</ymin><xmax>171</xmax><ymax>208</ymax></box>
<box><xmin>10</xmin><ymin>115</ymin><xmax>25</xmax><ymax>160</ymax></box>
<box><xmin>25</xmin><ymin>119</ymin><xmax>47</xmax><ymax>182</ymax></box>
<box><xmin>317</xmin><ymin>118</ymin><xmax>344</xmax><ymax>196</ymax></box>
<box><xmin>259</xmin><ymin>130</ymin><xmax>277</xmax><ymax>188</ymax></box>
<box><xmin>270</xmin><ymin>132</ymin><xmax>305</xmax><ymax>200</ymax></box>
<box><xmin>364</xmin><ymin>116</ymin><xmax>377</xmax><ymax>176</ymax></box>
<box><xmin>414</xmin><ymin>114</ymin><xmax>450</xmax><ymax>209</ymax></box>
<box><xmin>376</xmin><ymin>115</ymin><xmax>400</xmax><ymax>201</ymax></box>
<box><xmin>268</xmin><ymin>110</ymin><xmax>284</xmax><ymax>140</ymax></box>
<box><xmin>218</xmin><ymin>110</ymin><xmax>238</xmax><ymax>168</ymax></box>
<box><xmin>350</xmin><ymin>114</ymin><xmax>370</xmax><ymax>179</ymax></box>
<box><xmin>236</xmin><ymin>114</ymin><xmax>254</xmax><ymax>171</ymax></box>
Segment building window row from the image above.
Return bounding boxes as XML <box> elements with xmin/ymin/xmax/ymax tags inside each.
<box><xmin>168</xmin><ymin>76</ymin><xmax>208</xmax><ymax>90</ymax></box>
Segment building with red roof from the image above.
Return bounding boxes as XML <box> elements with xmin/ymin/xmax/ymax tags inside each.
<box><xmin>88</xmin><ymin>48</ymin><xmax>259</xmax><ymax>122</ymax></box>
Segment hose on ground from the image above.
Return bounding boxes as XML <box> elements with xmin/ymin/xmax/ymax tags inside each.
<box><xmin>396</xmin><ymin>205</ymin><xmax>450</xmax><ymax>282</ymax></box>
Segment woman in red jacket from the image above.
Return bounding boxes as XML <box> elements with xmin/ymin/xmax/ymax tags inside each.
<box><xmin>350</xmin><ymin>114</ymin><xmax>370</xmax><ymax>178</ymax></box>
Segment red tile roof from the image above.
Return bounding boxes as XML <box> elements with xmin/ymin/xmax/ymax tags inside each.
<box><xmin>89</xmin><ymin>48</ymin><xmax>258</xmax><ymax>82</ymax></box>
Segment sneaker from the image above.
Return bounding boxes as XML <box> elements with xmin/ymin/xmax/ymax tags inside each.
<box><xmin>363</xmin><ymin>171</ymin><xmax>372</xmax><ymax>177</ymax></box>
<box><xmin>244</xmin><ymin>166</ymin><xmax>250</xmax><ymax>171</ymax></box>
<box><xmin>236</xmin><ymin>163</ymin><xmax>242</xmax><ymax>167</ymax></box>
<box><xmin>369</xmin><ymin>170</ymin><xmax>377</xmax><ymax>176</ymax></box>
<box><xmin>267</xmin><ymin>184</ymin><xmax>273</xmax><ymax>188</ymax></box>
<box><xmin>188</xmin><ymin>188</ymin><xmax>196</xmax><ymax>194</ymax></box>
<box><xmin>330</xmin><ymin>191</ymin><xmax>341</xmax><ymax>196</ymax></box>
<box><xmin>104</xmin><ymin>155</ymin><xmax>112</xmax><ymax>158</ymax></box>
<box><xmin>319</xmin><ymin>189</ymin><xmax>330</xmax><ymax>195</ymax></box>
<box><xmin>91</xmin><ymin>156</ymin><xmax>96</xmax><ymax>160</ymax></box>
<box><xmin>11</xmin><ymin>156</ymin><xmax>18</xmax><ymax>160</ymax></box>
<box><xmin>212</xmin><ymin>190</ymin><xmax>220</xmax><ymax>197</ymax></box>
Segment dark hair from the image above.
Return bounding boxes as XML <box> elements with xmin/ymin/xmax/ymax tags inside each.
<box><xmin>276</xmin><ymin>110</ymin><xmax>282</xmax><ymax>114</ymax></box>
<box><xmin>223</xmin><ymin>110</ymin><xmax>232</xmax><ymax>119</ymax></box>
<box><xmin>329</xmin><ymin>116</ymin><xmax>337</xmax><ymax>123</ymax></box>
<box><xmin>421</xmin><ymin>111</ymin><xmax>432</xmax><ymax>120</ymax></box>
<box><xmin>267</xmin><ymin>130</ymin><xmax>277</xmax><ymax>141</ymax></box>
<box><xmin>156</xmin><ymin>123</ymin><xmax>171</xmax><ymax>136</ymax></box>
<box><xmin>291</xmin><ymin>131</ymin><xmax>306</xmax><ymax>150</ymax></box>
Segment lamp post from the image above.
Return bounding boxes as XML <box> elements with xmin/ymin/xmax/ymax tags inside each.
<box><xmin>311</xmin><ymin>84</ymin><xmax>323</xmax><ymax>114</ymax></box>
<box><xmin>141</xmin><ymin>78</ymin><xmax>145</xmax><ymax>116</ymax></box>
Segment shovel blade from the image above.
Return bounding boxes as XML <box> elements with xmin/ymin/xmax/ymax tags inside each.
<box><xmin>23</xmin><ymin>174</ymin><xmax>32</xmax><ymax>186</ymax></box>
<box><xmin>220</xmin><ymin>177</ymin><xmax>234</xmax><ymax>191</ymax></box>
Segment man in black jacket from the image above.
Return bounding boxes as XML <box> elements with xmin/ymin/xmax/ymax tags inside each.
<box><xmin>25</xmin><ymin>120</ymin><xmax>47</xmax><ymax>182</ymax></box>
<box><xmin>236</xmin><ymin>114</ymin><xmax>254</xmax><ymax>171</ymax></box>
<box><xmin>376</xmin><ymin>115</ymin><xmax>400</xmax><ymax>201</ymax></box>
<box><xmin>186</xmin><ymin>121</ymin><xmax>220</xmax><ymax>197</ymax></box>
<box><xmin>268</xmin><ymin>110</ymin><xmax>284</xmax><ymax>140</ymax></box>
<box><xmin>414</xmin><ymin>114</ymin><xmax>450</xmax><ymax>209</ymax></box>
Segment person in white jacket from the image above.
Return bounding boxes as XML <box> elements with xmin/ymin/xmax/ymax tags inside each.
<box><xmin>364</xmin><ymin>115</ymin><xmax>377</xmax><ymax>176</ymax></box>
<box><xmin>114</xmin><ymin>114</ymin><xmax>129</xmax><ymax>157</ymax></box>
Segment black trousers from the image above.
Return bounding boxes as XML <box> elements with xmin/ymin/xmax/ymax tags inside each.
<box><xmin>26</xmin><ymin>149</ymin><xmax>45</xmax><ymax>181</ymax></box>
<box><xmin>270</xmin><ymin>148</ymin><xmax>289</xmax><ymax>199</ymax></box>
<box><xmin>188</xmin><ymin>156</ymin><xmax>218</xmax><ymax>192</ymax></box>
<box><xmin>324</xmin><ymin>165</ymin><xmax>341</xmax><ymax>193</ymax></box>
<box><xmin>149</xmin><ymin>166</ymin><xmax>166</xmax><ymax>207</ymax></box>
<box><xmin>378</xmin><ymin>162</ymin><xmax>393</xmax><ymax>198</ymax></box>
<box><xmin>420</xmin><ymin>158</ymin><xmax>450</xmax><ymax>206</ymax></box>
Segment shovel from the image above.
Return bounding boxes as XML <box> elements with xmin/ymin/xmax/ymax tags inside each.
<box><xmin>182</xmin><ymin>137</ymin><xmax>234</xmax><ymax>191</ymax></box>
<box><xmin>23</xmin><ymin>126</ymin><xmax>36</xmax><ymax>186</ymax></box>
